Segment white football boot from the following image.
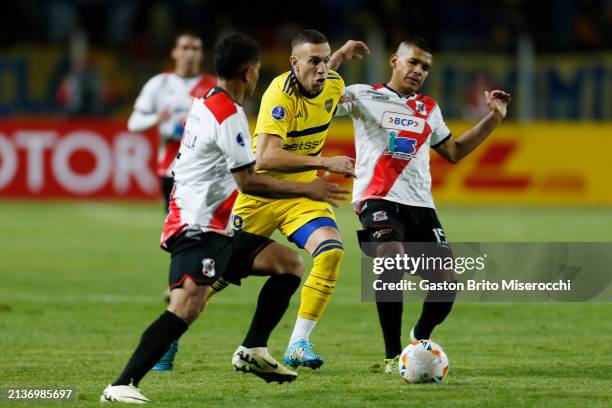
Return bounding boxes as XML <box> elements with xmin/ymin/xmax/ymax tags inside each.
<box><xmin>100</xmin><ymin>384</ymin><xmax>150</xmax><ymax>404</ymax></box>
<box><xmin>384</xmin><ymin>355</ymin><xmax>400</xmax><ymax>374</ymax></box>
<box><xmin>232</xmin><ymin>345</ymin><xmax>297</xmax><ymax>384</ymax></box>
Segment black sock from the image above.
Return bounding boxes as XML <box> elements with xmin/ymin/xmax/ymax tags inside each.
<box><xmin>375</xmin><ymin>268</ymin><xmax>404</xmax><ymax>358</ymax></box>
<box><xmin>413</xmin><ymin>288</ymin><xmax>456</xmax><ymax>340</ymax></box>
<box><xmin>113</xmin><ymin>310</ymin><xmax>188</xmax><ymax>386</ymax></box>
<box><xmin>375</xmin><ymin>301</ymin><xmax>404</xmax><ymax>358</ymax></box>
<box><xmin>242</xmin><ymin>274</ymin><xmax>301</xmax><ymax>348</ymax></box>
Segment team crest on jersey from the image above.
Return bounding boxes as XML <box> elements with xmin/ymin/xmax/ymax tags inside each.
<box><xmin>202</xmin><ymin>258</ymin><xmax>216</xmax><ymax>278</ymax></box>
<box><xmin>407</xmin><ymin>99</ymin><xmax>428</xmax><ymax>116</ymax></box>
<box><xmin>236</xmin><ymin>132</ymin><xmax>245</xmax><ymax>146</ymax></box>
<box><xmin>372</xmin><ymin>211</ymin><xmax>388</xmax><ymax>222</ymax></box>
<box><xmin>271</xmin><ymin>105</ymin><xmax>286</xmax><ymax>120</ymax></box>
<box><xmin>325</xmin><ymin>98</ymin><xmax>333</xmax><ymax>113</ymax></box>
<box><xmin>416</xmin><ymin>101</ymin><xmax>427</xmax><ymax>114</ymax></box>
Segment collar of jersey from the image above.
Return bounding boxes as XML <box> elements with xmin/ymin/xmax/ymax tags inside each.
<box><xmin>291</xmin><ymin>68</ymin><xmax>323</xmax><ymax>99</ymax></box>
<box><xmin>206</xmin><ymin>86</ymin><xmax>242</xmax><ymax>106</ymax></box>
<box><xmin>381</xmin><ymin>83</ymin><xmax>415</xmax><ymax>99</ymax></box>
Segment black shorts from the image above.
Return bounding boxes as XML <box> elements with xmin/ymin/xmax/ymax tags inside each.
<box><xmin>160</xmin><ymin>176</ymin><xmax>174</xmax><ymax>214</ymax></box>
<box><xmin>358</xmin><ymin>199</ymin><xmax>452</xmax><ymax>278</ymax></box>
<box><xmin>358</xmin><ymin>199</ymin><xmax>447</xmax><ymax>244</ymax></box>
<box><xmin>167</xmin><ymin>230</ymin><xmax>273</xmax><ymax>289</ymax></box>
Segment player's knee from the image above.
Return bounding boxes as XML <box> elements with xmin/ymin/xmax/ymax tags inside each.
<box><xmin>283</xmin><ymin>252</ymin><xmax>305</xmax><ymax>278</ymax></box>
<box><xmin>168</xmin><ymin>284</ymin><xmax>205</xmax><ymax>324</ymax></box>
<box><xmin>376</xmin><ymin>241</ymin><xmax>404</xmax><ymax>258</ymax></box>
<box><xmin>312</xmin><ymin>244</ymin><xmax>344</xmax><ymax>282</ymax></box>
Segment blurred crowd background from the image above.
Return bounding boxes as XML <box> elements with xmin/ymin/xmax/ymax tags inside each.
<box><xmin>2</xmin><ymin>0</ymin><xmax>611</xmax><ymax>120</ymax></box>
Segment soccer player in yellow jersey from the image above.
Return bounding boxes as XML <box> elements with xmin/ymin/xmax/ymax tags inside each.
<box><xmin>232</xmin><ymin>29</ymin><xmax>369</xmax><ymax>368</ymax></box>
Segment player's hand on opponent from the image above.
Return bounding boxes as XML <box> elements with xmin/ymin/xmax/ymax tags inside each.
<box><xmin>485</xmin><ymin>90</ymin><xmax>511</xmax><ymax>119</ymax></box>
<box><xmin>321</xmin><ymin>156</ymin><xmax>356</xmax><ymax>178</ymax></box>
<box><xmin>305</xmin><ymin>175</ymin><xmax>351</xmax><ymax>207</ymax></box>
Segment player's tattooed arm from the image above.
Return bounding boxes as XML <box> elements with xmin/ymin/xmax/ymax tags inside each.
<box><xmin>256</xmin><ymin>133</ymin><xmax>356</xmax><ymax>177</ymax></box>
<box><xmin>232</xmin><ymin>165</ymin><xmax>350</xmax><ymax>206</ymax></box>
<box><xmin>434</xmin><ymin>90</ymin><xmax>511</xmax><ymax>164</ymax></box>
<box><xmin>330</xmin><ymin>40</ymin><xmax>370</xmax><ymax>70</ymax></box>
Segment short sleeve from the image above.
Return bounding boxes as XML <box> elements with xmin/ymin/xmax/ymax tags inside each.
<box><xmin>429</xmin><ymin>105</ymin><xmax>452</xmax><ymax>148</ymax></box>
<box><xmin>133</xmin><ymin>75</ymin><xmax>162</xmax><ymax>114</ymax></box>
<box><xmin>217</xmin><ymin>112</ymin><xmax>256</xmax><ymax>172</ymax></box>
<box><xmin>254</xmin><ymin>82</ymin><xmax>295</xmax><ymax>141</ymax></box>
<box><xmin>335</xmin><ymin>84</ymin><xmax>360</xmax><ymax>117</ymax></box>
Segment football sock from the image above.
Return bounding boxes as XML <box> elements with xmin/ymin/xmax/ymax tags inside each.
<box><xmin>375</xmin><ymin>268</ymin><xmax>405</xmax><ymax>358</ymax></box>
<box><xmin>297</xmin><ymin>242</ymin><xmax>344</xmax><ymax>320</ymax></box>
<box><xmin>289</xmin><ymin>317</ymin><xmax>318</xmax><ymax>344</ymax></box>
<box><xmin>413</xmin><ymin>287</ymin><xmax>456</xmax><ymax>340</ymax></box>
<box><xmin>242</xmin><ymin>274</ymin><xmax>301</xmax><ymax>348</ymax></box>
<box><xmin>376</xmin><ymin>301</ymin><xmax>404</xmax><ymax>358</ymax></box>
<box><xmin>113</xmin><ymin>310</ymin><xmax>188</xmax><ymax>386</ymax></box>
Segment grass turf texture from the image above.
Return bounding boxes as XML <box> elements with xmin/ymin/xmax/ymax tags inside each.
<box><xmin>1</xmin><ymin>201</ymin><xmax>611</xmax><ymax>407</ymax></box>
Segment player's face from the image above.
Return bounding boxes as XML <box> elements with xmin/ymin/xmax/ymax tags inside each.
<box><xmin>245</xmin><ymin>61</ymin><xmax>261</xmax><ymax>96</ymax></box>
<box><xmin>390</xmin><ymin>45</ymin><xmax>432</xmax><ymax>94</ymax></box>
<box><xmin>290</xmin><ymin>42</ymin><xmax>332</xmax><ymax>94</ymax></box>
<box><xmin>172</xmin><ymin>35</ymin><xmax>203</xmax><ymax>76</ymax></box>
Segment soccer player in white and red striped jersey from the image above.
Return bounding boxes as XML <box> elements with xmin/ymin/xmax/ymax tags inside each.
<box><xmin>336</xmin><ymin>38</ymin><xmax>510</xmax><ymax>373</ymax></box>
<box><xmin>101</xmin><ymin>33</ymin><xmax>349</xmax><ymax>403</ymax></box>
<box><xmin>128</xmin><ymin>33</ymin><xmax>216</xmax><ymax>213</ymax></box>
<box><xmin>127</xmin><ymin>33</ymin><xmax>216</xmax><ymax>372</ymax></box>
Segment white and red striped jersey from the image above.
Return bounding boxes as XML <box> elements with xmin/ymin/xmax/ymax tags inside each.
<box><xmin>133</xmin><ymin>71</ymin><xmax>216</xmax><ymax>177</ymax></box>
<box><xmin>336</xmin><ymin>84</ymin><xmax>451</xmax><ymax>212</ymax></box>
<box><xmin>160</xmin><ymin>88</ymin><xmax>255</xmax><ymax>249</ymax></box>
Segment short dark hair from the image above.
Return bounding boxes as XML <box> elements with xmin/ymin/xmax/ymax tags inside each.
<box><xmin>291</xmin><ymin>29</ymin><xmax>329</xmax><ymax>51</ymax></box>
<box><xmin>175</xmin><ymin>32</ymin><xmax>202</xmax><ymax>45</ymax></box>
<box><xmin>214</xmin><ymin>33</ymin><xmax>260</xmax><ymax>80</ymax></box>
<box><xmin>400</xmin><ymin>37</ymin><xmax>432</xmax><ymax>53</ymax></box>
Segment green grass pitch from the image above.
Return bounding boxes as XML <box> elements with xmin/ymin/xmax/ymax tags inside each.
<box><xmin>1</xmin><ymin>201</ymin><xmax>611</xmax><ymax>407</ymax></box>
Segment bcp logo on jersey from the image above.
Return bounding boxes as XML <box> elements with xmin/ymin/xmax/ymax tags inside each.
<box><xmin>381</xmin><ymin>112</ymin><xmax>425</xmax><ymax>133</ymax></box>
<box><xmin>271</xmin><ymin>105</ymin><xmax>286</xmax><ymax>120</ymax></box>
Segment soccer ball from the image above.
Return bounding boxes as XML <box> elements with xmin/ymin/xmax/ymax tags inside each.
<box><xmin>398</xmin><ymin>340</ymin><xmax>449</xmax><ymax>384</ymax></box>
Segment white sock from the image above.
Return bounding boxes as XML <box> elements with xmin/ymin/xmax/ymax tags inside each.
<box><xmin>289</xmin><ymin>317</ymin><xmax>318</xmax><ymax>344</ymax></box>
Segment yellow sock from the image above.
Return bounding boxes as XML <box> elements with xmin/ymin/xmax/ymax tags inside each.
<box><xmin>298</xmin><ymin>243</ymin><xmax>344</xmax><ymax>320</ymax></box>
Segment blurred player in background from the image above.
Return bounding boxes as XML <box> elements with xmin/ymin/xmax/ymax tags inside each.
<box><xmin>128</xmin><ymin>33</ymin><xmax>216</xmax><ymax>213</ymax></box>
<box><xmin>101</xmin><ymin>33</ymin><xmax>351</xmax><ymax>403</ymax></box>
<box><xmin>231</xmin><ymin>29</ymin><xmax>369</xmax><ymax>369</ymax></box>
<box><xmin>336</xmin><ymin>38</ymin><xmax>511</xmax><ymax>373</ymax></box>
<box><xmin>127</xmin><ymin>32</ymin><xmax>216</xmax><ymax>372</ymax></box>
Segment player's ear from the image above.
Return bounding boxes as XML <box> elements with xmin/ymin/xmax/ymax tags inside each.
<box><xmin>289</xmin><ymin>55</ymin><xmax>298</xmax><ymax>71</ymax></box>
<box><xmin>390</xmin><ymin>54</ymin><xmax>398</xmax><ymax>69</ymax></box>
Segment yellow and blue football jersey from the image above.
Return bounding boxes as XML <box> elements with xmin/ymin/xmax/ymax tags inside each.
<box><xmin>251</xmin><ymin>69</ymin><xmax>345</xmax><ymax>186</ymax></box>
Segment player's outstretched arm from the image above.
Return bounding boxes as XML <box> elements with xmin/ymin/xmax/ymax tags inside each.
<box><xmin>256</xmin><ymin>133</ymin><xmax>356</xmax><ymax>177</ymax></box>
<box><xmin>232</xmin><ymin>165</ymin><xmax>350</xmax><ymax>207</ymax></box>
<box><xmin>127</xmin><ymin>107</ymin><xmax>172</xmax><ymax>132</ymax></box>
<box><xmin>330</xmin><ymin>40</ymin><xmax>370</xmax><ymax>70</ymax></box>
<box><xmin>434</xmin><ymin>90</ymin><xmax>511</xmax><ymax>164</ymax></box>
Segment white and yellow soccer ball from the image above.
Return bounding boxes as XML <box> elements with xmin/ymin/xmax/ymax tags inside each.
<box><xmin>398</xmin><ymin>340</ymin><xmax>449</xmax><ymax>384</ymax></box>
